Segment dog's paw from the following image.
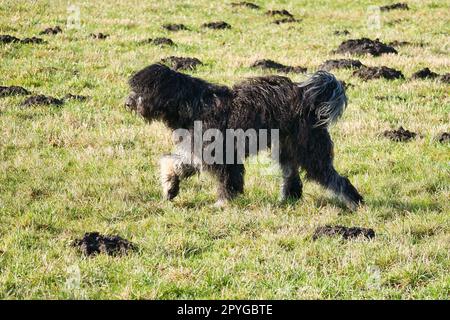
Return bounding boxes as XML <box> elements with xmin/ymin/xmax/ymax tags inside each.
<box><xmin>341</xmin><ymin>177</ymin><xmax>364</xmax><ymax>211</ymax></box>
<box><xmin>213</xmin><ymin>199</ymin><xmax>229</xmax><ymax>209</ymax></box>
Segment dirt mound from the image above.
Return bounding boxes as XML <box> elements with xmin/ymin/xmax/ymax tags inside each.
<box><xmin>437</xmin><ymin>132</ymin><xmax>450</xmax><ymax>143</ymax></box>
<box><xmin>334</xmin><ymin>30</ymin><xmax>350</xmax><ymax>36</ymax></box>
<box><xmin>90</xmin><ymin>33</ymin><xmax>109</xmax><ymax>39</ymax></box>
<box><xmin>313</xmin><ymin>225</ymin><xmax>375</xmax><ymax>240</ymax></box>
<box><xmin>375</xmin><ymin>95</ymin><xmax>406</xmax><ymax>101</ymax></box>
<box><xmin>40</xmin><ymin>26</ymin><xmax>62</xmax><ymax>35</ymax></box>
<box><xmin>160</xmin><ymin>56</ymin><xmax>203</xmax><ymax>71</ymax></box>
<box><xmin>231</xmin><ymin>2</ymin><xmax>260</xmax><ymax>9</ymax></box>
<box><xmin>0</xmin><ymin>86</ymin><xmax>30</xmax><ymax>97</ymax></box>
<box><xmin>1</xmin><ymin>34</ymin><xmax>45</xmax><ymax>44</ymax></box>
<box><xmin>412</xmin><ymin>68</ymin><xmax>439</xmax><ymax>80</ymax></box>
<box><xmin>335</xmin><ymin>38</ymin><xmax>397</xmax><ymax>56</ymax></box>
<box><xmin>353</xmin><ymin>66</ymin><xmax>404</xmax><ymax>80</ymax></box>
<box><xmin>319</xmin><ymin>59</ymin><xmax>363</xmax><ymax>71</ymax></box>
<box><xmin>63</xmin><ymin>94</ymin><xmax>88</xmax><ymax>102</ymax></box>
<box><xmin>141</xmin><ymin>37</ymin><xmax>174</xmax><ymax>46</ymax></box>
<box><xmin>273</xmin><ymin>17</ymin><xmax>299</xmax><ymax>24</ymax></box>
<box><xmin>266</xmin><ymin>9</ymin><xmax>294</xmax><ymax>18</ymax></box>
<box><xmin>162</xmin><ymin>23</ymin><xmax>188</xmax><ymax>31</ymax></box>
<box><xmin>380</xmin><ymin>3</ymin><xmax>409</xmax><ymax>11</ymax></box>
<box><xmin>21</xmin><ymin>95</ymin><xmax>64</xmax><ymax>107</ymax></box>
<box><xmin>0</xmin><ymin>34</ymin><xmax>20</xmax><ymax>44</ymax></box>
<box><xmin>202</xmin><ymin>21</ymin><xmax>231</xmax><ymax>29</ymax></box>
<box><xmin>72</xmin><ymin>232</ymin><xmax>136</xmax><ymax>256</ymax></box>
<box><xmin>440</xmin><ymin>73</ymin><xmax>450</xmax><ymax>84</ymax></box>
<box><xmin>251</xmin><ymin>59</ymin><xmax>307</xmax><ymax>73</ymax></box>
<box><xmin>383</xmin><ymin>126</ymin><xmax>417</xmax><ymax>142</ymax></box>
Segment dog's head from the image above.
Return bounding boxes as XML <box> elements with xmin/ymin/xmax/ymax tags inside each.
<box><xmin>298</xmin><ymin>71</ymin><xmax>347</xmax><ymax>127</ymax></box>
<box><xmin>125</xmin><ymin>63</ymin><xmax>175</xmax><ymax>120</ymax></box>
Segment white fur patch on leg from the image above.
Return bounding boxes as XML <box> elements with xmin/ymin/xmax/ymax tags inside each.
<box><xmin>160</xmin><ymin>155</ymin><xmax>178</xmax><ymax>199</ymax></box>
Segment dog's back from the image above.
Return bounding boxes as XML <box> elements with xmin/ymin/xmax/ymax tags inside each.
<box><xmin>230</xmin><ymin>75</ymin><xmax>299</xmax><ymax>131</ymax></box>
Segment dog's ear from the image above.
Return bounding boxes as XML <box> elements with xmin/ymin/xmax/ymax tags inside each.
<box><xmin>298</xmin><ymin>71</ymin><xmax>347</xmax><ymax>127</ymax></box>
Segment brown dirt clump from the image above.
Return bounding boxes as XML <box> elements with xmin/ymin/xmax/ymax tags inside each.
<box><xmin>412</xmin><ymin>68</ymin><xmax>439</xmax><ymax>80</ymax></box>
<box><xmin>141</xmin><ymin>37</ymin><xmax>175</xmax><ymax>46</ymax></box>
<box><xmin>273</xmin><ymin>17</ymin><xmax>299</xmax><ymax>24</ymax></box>
<box><xmin>319</xmin><ymin>59</ymin><xmax>363</xmax><ymax>71</ymax></box>
<box><xmin>383</xmin><ymin>126</ymin><xmax>418</xmax><ymax>142</ymax></box>
<box><xmin>0</xmin><ymin>34</ymin><xmax>21</xmax><ymax>44</ymax></box>
<box><xmin>21</xmin><ymin>95</ymin><xmax>64</xmax><ymax>107</ymax></box>
<box><xmin>440</xmin><ymin>73</ymin><xmax>450</xmax><ymax>84</ymax></box>
<box><xmin>72</xmin><ymin>232</ymin><xmax>136</xmax><ymax>256</ymax></box>
<box><xmin>63</xmin><ymin>94</ymin><xmax>89</xmax><ymax>102</ymax></box>
<box><xmin>162</xmin><ymin>23</ymin><xmax>188</xmax><ymax>31</ymax></box>
<box><xmin>380</xmin><ymin>3</ymin><xmax>409</xmax><ymax>11</ymax></box>
<box><xmin>0</xmin><ymin>86</ymin><xmax>30</xmax><ymax>97</ymax></box>
<box><xmin>335</xmin><ymin>38</ymin><xmax>397</xmax><ymax>56</ymax></box>
<box><xmin>160</xmin><ymin>56</ymin><xmax>203</xmax><ymax>71</ymax></box>
<box><xmin>90</xmin><ymin>33</ymin><xmax>109</xmax><ymax>39</ymax></box>
<box><xmin>40</xmin><ymin>26</ymin><xmax>62</xmax><ymax>35</ymax></box>
<box><xmin>251</xmin><ymin>59</ymin><xmax>307</xmax><ymax>73</ymax></box>
<box><xmin>353</xmin><ymin>66</ymin><xmax>404</xmax><ymax>80</ymax></box>
<box><xmin>313</xmin><ymin>225</ymin><xmax>375</xmax><ymax>240</ymax></box>
<box><xmin>202</xmin><ymin>21</ymin><xmax>231</xmax><ymax>29</ymax></box>
<box><xmin>266</xmin><ymin>9</ymin><xmax>294</xmax><ymax>18</ymax></box>
<box><xmin>334</xmin><ymin>30</ymin><xmax>350</xmax><ymax>36</ymax></box>
<box><xmin>231</xmin><ymin>2</ymin><xmax>260</xmax><ymax>9</ymax></box>
<box><xmin>437</xmin><ymin>132</ymin><xmax>450</xmax><ymax>144</ymax></box>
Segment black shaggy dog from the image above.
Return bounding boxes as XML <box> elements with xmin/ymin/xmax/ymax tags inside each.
<box><xmin>126</xmin><ymin>63</ymin><xmax>364</xmax><ymax>210</ymax></box>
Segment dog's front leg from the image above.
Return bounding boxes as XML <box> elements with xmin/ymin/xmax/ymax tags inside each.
<box><xmin>160</xmin><ymin>154</ymin><xmax>198</xmax><ymax>200</ymax></box>
<box><xmin>214</xmin><ymin>164</ymin><xmax>245</xmax><ymax>207</ymax></box>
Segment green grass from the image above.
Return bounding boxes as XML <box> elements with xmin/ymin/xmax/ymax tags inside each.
<box><xmin>0</xmin><ymin>0</ymin><xmax>449</xmax><ymax>299</ymax></box>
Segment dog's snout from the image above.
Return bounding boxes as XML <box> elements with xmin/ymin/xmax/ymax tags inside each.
<box><xmin>125</xmin><ymin>92</ymin><xmax>137</xmax><ymax>110</ymax></box>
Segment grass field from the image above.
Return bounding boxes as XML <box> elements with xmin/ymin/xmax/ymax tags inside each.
<box><xmin>0</xmin><ymin>0</ymin><xmax>449</xmax><ymax>299</ymax></box>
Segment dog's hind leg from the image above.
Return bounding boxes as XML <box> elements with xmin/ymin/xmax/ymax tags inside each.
<box><xmin>299</xmin><ymin>128</ymin><xmax>364</xmax><ymax>211</ymax></box>
<box><xmin>280</xmin><ymin>162</ymin><xmax>302</xmax><ymax>201</ymax></box>
<box><xmin>160</xmin><ymin>154</ymin><xmax>199</xmax><ymax>200</ymax></box>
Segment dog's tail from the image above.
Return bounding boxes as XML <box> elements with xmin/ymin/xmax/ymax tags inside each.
<box><xmin>298</xmin><ymin>71</ymin><xmax>347</xmax><ymax>127</ymax></box>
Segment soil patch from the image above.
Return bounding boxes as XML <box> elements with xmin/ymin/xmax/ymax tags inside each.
<box><xmin>90</xmin><ymin>33</ymin><xmax>109</xmax><ymax>39</ymax></box>
<box><xmin>160</xmin><ymin>56</ymin><xmax>203</xmax><ymax>71</ymax></box>
<box><xmin>1</xmin><ymin>34</ymin><xmax>45</xmax><ymax>44</ymax></box>
<box><xmin>353</xmin><ymin>66</ymin><xmax>404</xmax><ymax>80</ymax></box>
<box><xmin>375</xmin><ymin>95</ymin><xmax>406</xmax><ymax>101</ymax></box>
<box><xmin>231</xmin><ymin>2</ymin><xmax>260</xmax><ymax>9</ymax></box>
<box><xmin>0</xmin><ymin>86</ymin><xmax>30</xmax><ymax>97</ymax></box>
<box><xmin>319</xmin><ymin>59</ymin><xmax>363</xmax><ymax>71</ymax></box>
<box><xmin>273</xmin><ymin>17</ymin><xmax>299</xmax><ymax>24</ymax></box>
<box><xmin>380</xmin><ymin>3</ymin><xmax>409</xmax><ymax>11</ymax></box>
<box><xmin>20</xmin><ymin>37</ymin><xmax>45</xmax><ymax>44</ymax></box>
<box><xmin>440</xmin><ymin>73</ymin><xmax>450</xmax><ymax>84</ymax></box>
<box><xmin>334</xmin><ymin>38</ymin><xmax>397</xmax><ymax>56</ymax></box>
<box><xmin>63</xmin><ymin>94</ymin><xmax>89</xmax><ymax>102</ymax></box>
<box><xmin>40</xmin><ymin>26</ymin><xmax>62</xmax><ymax>35</ymax></box>
<box><xmin>412</xmin><ymin>68</ymin><xmax>439</xmax><ymax>80</ymax></box>
<box><xmin>202</xmin><ymin>21</ymin><xmax>231</xmax><ymax>29</ymax></box>
<box><xmin>21</xmin><ymin>95</ymin><xmax>64</xmax><ymax>107</ymax></box>
<box><xmin>383</xmin><ymin>126</ymin><xmax>417</xmax><ymax>142</ymax></box>
<box><xmin>266</xmin><ymin>9</ymin><xmax>294</xmax><ymax>18</ymax></box>
<box><xmin>251</xmin><ymin>59</ymin><xmax>307</xmax><ymax>73</ymax></box>
<box><xmin>437</xmin><ymin>132</ymin><xmax>450</xmax><ymax>143</ymax></box>
<box><xmin>141</xmin><ymin>37</ymin><xmax>174</xmax><ymax>46</ymax></box>
<box><xmin>0</xmin><ymin>34</ymin><xmax>20</xmax><ymax>44</ymax></box>
<box><xmin>313</xmin><ymin>225</ymin><xmax>375</xmax><ymax>240</ymax></box>
<box><xmin>334</xmin><ymin>30</ymin><xmax>350</xmax><ymax>36</ymax></box>
<box><xmin>72</xmin><ymin>232</ymin><xmax>136</xmax><ymax>256</ymax></box>
<box><xmin>162</xmin><ymin>23</ymin><xmax>188</xmax><ymax>31</ymax></box>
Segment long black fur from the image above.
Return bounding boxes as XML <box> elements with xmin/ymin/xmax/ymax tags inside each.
<box><xmin>126</xmin><ymin>63</ymin><xmax>363</xmax><ymax>210</ymax></box>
